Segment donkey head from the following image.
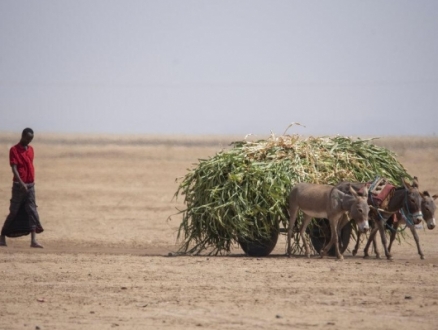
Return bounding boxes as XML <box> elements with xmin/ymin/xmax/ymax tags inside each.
<box><xmin>401</xmin><ymin>177</ymin><xmax>424</xmax><ymax>225</ymax></box>
<box><xmin>349</xmin><ymin>185</ymin><xmax>370</xmax><ymax>233</ymax></box>
<box><xmin>422</xmin><ymin>191</ymin><xmax>437</xmax><ymax>230</ymax></box>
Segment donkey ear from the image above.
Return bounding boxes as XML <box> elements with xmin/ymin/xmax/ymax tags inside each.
<box><xmin>402</xmin><ymin>178</ymin><xmax>411</xmax><ymax>189</ymax></box>
<box><xmin>412</xmin><ymin>176</ymin><xmax>419</xmax><ymax>188</ymax></box>
<box><xmin>432</xmin><ymin>194</ymin><xmax>438</xmax><ymax>200</ymax></box>
<box><xmin>349</xmin><ymin>185</ymin><xmax>358</xmax><ymax>197</ymax></box>
<box><xmin>362</xmin><ymin>185</ymin><xmax>368</xmax><ymax>197</ymax></box>
<box><xmin>423</xmin><ymin>191</ymin><xmax>431</xmax><ymax>197</ymax></box>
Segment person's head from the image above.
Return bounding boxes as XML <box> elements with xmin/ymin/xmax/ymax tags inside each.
<box><xmin>20</xmin><ymin>128</ymin><xmax>34</xmax><ymax>146</ymax></box>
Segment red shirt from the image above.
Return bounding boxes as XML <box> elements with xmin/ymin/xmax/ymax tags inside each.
<box><xmin>9</xmin><ymin>143</ymin><xmax>35</xmax><ymax>183</ymax></box>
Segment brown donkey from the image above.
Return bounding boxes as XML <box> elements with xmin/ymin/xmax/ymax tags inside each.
<box><xmin>372</xmin><ymin>191</ymin><xmax>436</xmax><ymax>259</ymax></box>
<box><xmin>287</xmin><ymin>183</ymin><xmax>369</xmax><ymax>260</ymax></box>
<box><xmin>345</xmin><ymin>178</ymin><xmax>424</xmax><ymax>260</ymax></box>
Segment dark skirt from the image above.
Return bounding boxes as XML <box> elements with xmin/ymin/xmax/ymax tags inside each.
<box><xmin>1</xmin><ymin>183</ymin><xmax>44</xmax><ymax>238</ymax></box>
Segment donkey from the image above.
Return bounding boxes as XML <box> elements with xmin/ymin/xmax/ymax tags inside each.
<box><xmin>345</xmin><ymin>178</ymin><xmax>424</xmax><ymax>260</ymax></box>
<box><xmin>287</xmin><ymin>183</ymin><xmax>369</xmax><ymax>260</ymax></box>
<box><xmin>381</xmin><ymin>191</ymin><xmax>436</xmax><ymax>259</ymax></box>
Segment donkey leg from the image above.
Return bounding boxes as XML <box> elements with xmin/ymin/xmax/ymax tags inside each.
<box><xmin>300</xmin><ymin>214</ymin><xmax>313</xmax><ymax>258</ymax></box>
<box><xmin>376</xmin><ymin>219</ymin><xmax>392</xmax><ymax>260</ymax></box>
<box><xmin>368</xmin><ymin>219</ymin><xmax>381</xmax><ymax>258</ymax></box>
<box><xmin>322</xmin><ymin>228</ymin><xmax>342</xmax><ymax>260</ymax></box>
<box><xmin>321</xmin><ymin>216</ymin><xmax>342</xmax><ymax>260</ymax></box>
<box><xmin>409</xmin><ymin>225</ymin><xmax>425</xmax><ymax>259</ymax></box>
<box><xmin>338</xmin><ymin>214</ymin><xmax>349</xmax><ymax>234</ymax></box>
<box><xmin>363</xmin><ymin>226</ymin><xmax>379</xmax><ymax>259</ymax></box>
<box><xmin>372</xmin><ymin>237</ymin><xmax>381</xmax><ymax>259</ymax></box>
<box><xmin>287</xmin><ymin>203</ymin><xmax>299</xmax><ymax>257</ymax></box>
<box><xmin>332</xmin><ymin>216</ymin><xmax>343</xmax><ymax>260</ymax></box>
<box><xmin>352</xmin><ymin>230</ymin><xmax>361</xmax><ymax>256</ymax></box>
<box><xmin>373</xmin><ymin>219</ymin><xmax>382</xmax><ymax>258</ymax></box>
<box><xmin>387</xmin><ymin>222</ymin><xmax>399</xmax><ymax>255</ymax></box>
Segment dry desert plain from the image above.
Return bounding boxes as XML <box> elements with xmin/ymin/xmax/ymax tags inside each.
<box><xmin>0</xmin><ymin>133</ymin><xmax>438</xmax><ymax>330</ymax></box>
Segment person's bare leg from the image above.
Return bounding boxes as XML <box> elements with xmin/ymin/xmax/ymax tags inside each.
<box><xmin>0</xmin><ymin>235</ymin><xmax>6</xmax><ymax>246</ymax></box>
<box><xmin>30</xmin><ymin>231</ymin><xmax>43</xmax><ymax>248</ymax></box>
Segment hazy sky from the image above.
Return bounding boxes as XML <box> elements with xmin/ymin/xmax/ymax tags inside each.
<box><xmin>1</xmin><ymin>1</ymin><xmax>437</xmax><ymax>136</ymax></box>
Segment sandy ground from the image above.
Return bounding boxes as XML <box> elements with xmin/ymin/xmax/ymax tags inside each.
<box><xmin>0</xmin><ymin>133</ymin><xmax>437</xmax><ymax>330</ymax></box>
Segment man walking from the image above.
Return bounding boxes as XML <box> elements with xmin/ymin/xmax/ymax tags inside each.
<box><xmin>0</xmin><ymin>128</ymin><xmax>44</xmax><ymax>248</ymax></box>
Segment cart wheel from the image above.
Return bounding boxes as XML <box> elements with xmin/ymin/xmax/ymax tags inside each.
<box><xmin>309</xmin><ymin>219</ymin><xmax>352</xmax><ymax>256</ymax></box>
<box><xmin>238</xmin><ymin>225</ymin><xmax>279</xmax><ymax>257</ymax></box>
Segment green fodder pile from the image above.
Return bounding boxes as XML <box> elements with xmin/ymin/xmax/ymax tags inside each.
<box><xmin>172</xmin><ymin>134</ymin><xmax>411</xmax><ymax>255</ymax></box>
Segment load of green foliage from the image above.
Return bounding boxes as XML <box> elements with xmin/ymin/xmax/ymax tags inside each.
<box><xmin>172</xmin><ymin>132</ymin><xmax>411</xmax><ymax>255</ymax></box>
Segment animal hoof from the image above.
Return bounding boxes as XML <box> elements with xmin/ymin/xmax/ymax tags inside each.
<box><xmin>376</xmin><ymin>255</ymin><xmax>382</xmax><ymax>260</ymax></box>
<box><xmin>363</xmin><ymin>255</ymin><xmax>369</xmax><ymax>259</ymax></box>
<box><xmin>352</xmin><ymin>250</ymin><xmax>357</xmax><ymax>256</ymax></box>
<box><xmin>306</xmin><ymin>254</ymin><xmax>311</xmax><ymax>259</ymax></box>
<box><xmin>421</xmin><ymin>255</ymin><xmax>425</xmax><ymax>260</ymax></box>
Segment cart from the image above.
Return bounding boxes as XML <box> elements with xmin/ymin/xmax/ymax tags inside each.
<box><xmin>238</xmin><ymin>218</ymin><xmax>354</xmax><ymax>257</ymax></box>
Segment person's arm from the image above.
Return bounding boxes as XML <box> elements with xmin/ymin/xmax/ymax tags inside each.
<box><xmin>11</xmin><ymin>164</ymin><xmax>28</xmax><ymax>191</ymax></box>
